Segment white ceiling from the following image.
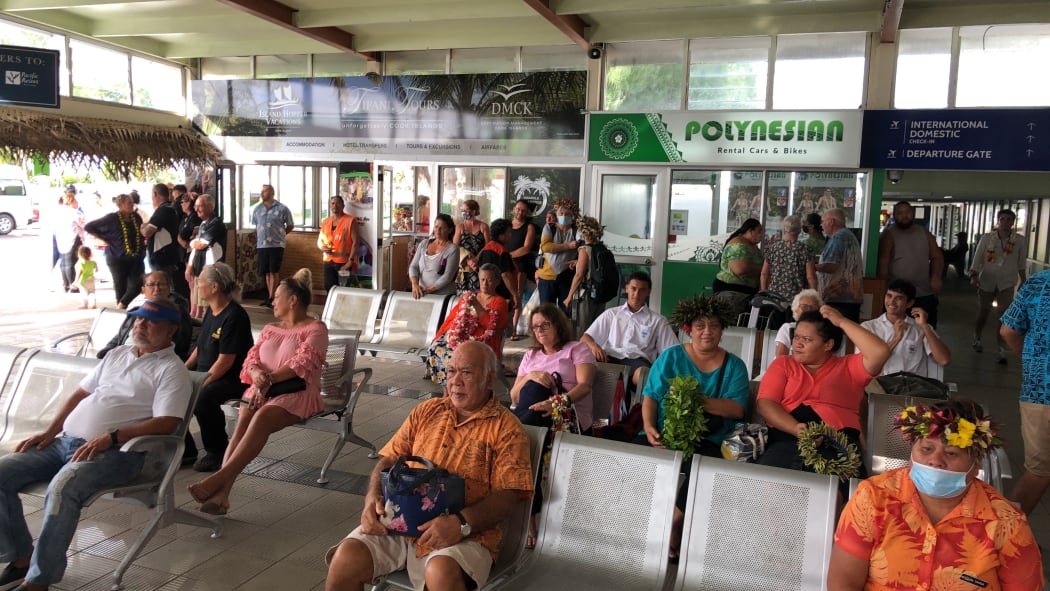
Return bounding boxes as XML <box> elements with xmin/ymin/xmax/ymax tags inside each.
<box><xmin>2</xmin><ymin>0</ymin><xmax>1048</xmax><ymax>61</ymax></box>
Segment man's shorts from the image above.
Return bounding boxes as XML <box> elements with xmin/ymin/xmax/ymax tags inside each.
<box><xmin>257</xmin><ymin>247</ymin><xmax>284</xmax><ymax>275</ymax></box>
<box><xmin>326</xmin><ymin>526</ymin><xmax>492</xmax><ymax>591</ymax></box>
<box><xmin>1019</xmin><ymin>401</ymin><xmax>1050</xmax><ymax>477</ymax></box>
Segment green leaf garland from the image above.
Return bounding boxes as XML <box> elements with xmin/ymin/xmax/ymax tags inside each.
<box><xmin>797</xmin><ymin>422</ymin><xmax>862</xmax><ymax>481</ymax></box>
<box><xmin>660</xmin><ymin>375</ymin><xmax>709</xmax><ymax>461</ymax></box>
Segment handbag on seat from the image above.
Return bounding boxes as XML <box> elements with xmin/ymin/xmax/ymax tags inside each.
<box><xmin>380</xmin><ymin>455</ymin><xmax>465</xmax><ymax>537</ymax></box>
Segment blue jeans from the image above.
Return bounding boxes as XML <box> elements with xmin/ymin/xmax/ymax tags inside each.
<box><xmin>0</xmin><ymin>435</ymin><xmax>144</xmax><ymax>586</ymax></box>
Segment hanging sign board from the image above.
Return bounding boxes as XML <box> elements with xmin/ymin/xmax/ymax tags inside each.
<box><xmin>0</xmin><ymin>45</ymin><xmax>60</xmax><ymax>108</ymax></box>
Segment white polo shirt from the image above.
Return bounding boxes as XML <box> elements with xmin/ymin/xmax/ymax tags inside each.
<box><xmin>64</xmin><ymin>344</ymin><xmax>192</xmax><ymax>440</ymax></box>
<box><xmin>860</xmin><ymin>314</ymin><xmax>937</xmax><ymax>377</ymax></box>
<box><xmin>584</xmin><ymin>304</ymin><xmax>679</xmax><ymax>363</ymax></box>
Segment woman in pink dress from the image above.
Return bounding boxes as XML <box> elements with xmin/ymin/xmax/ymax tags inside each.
<box><xmin>188</xmin><ymin>268</ymin><xmax>328</xmax><ymax>514</ymax></box>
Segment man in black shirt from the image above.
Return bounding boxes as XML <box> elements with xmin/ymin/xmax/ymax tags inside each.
<box><xmin>142</xmin><ymin>184</ymin><xmax>189</xmax><ymax>298</ymax></box>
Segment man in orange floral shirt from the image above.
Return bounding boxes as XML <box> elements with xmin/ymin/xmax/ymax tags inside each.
<box><xmin>325</xmin><ymin>341</ymin><xmax>533</xmax><ymax>591</ymax></box>
<box><xmin>828</xmin><ymin>400</ymin><xmax>1042</xmax><ymax>591</ymax></box>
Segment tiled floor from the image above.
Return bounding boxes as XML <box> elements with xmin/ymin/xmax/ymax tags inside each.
<box><xmin>0</xmin><ymin>277</ymin><xmax>1047</xmax><ymax>589</ymax></box>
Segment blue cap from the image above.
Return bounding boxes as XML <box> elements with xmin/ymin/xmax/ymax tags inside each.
<box><xmin>127</xmin><ymin>299</ymin><xmax>181</xmax><ymax>323</ymax></box>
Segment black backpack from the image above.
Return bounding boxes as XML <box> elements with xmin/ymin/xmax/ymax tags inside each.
<box><xmin>588</xmin><ymin>242</ymin><xmax>620</xmax><ymax>303</ymax></box>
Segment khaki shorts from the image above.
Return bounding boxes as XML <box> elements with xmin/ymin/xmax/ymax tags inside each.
<box><xmin>326</xmin><ymin>526</ymin><xmax>493</xmax><ymax>591</ymax></box>
<box><xmin>1019</xmin><ymin>401</ymin><xmax>1050</xmax><ymax>477</ymax></box>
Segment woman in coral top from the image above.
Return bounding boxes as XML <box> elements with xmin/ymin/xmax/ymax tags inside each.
<box><xmin>188</xmin><ymin>268</ymin><xmax>328</xmax><ymax>515</ymax></box>
<box><xmin>829</xmin><ymin>400</ymin><xmax>1043</xmax><ymax>590</ymax></box>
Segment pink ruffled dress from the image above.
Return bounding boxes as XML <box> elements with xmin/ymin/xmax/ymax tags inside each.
<box><xmin>240</xmin><ymin>321</ymin><xmax>328</xmax><ymax>419</ymax></box>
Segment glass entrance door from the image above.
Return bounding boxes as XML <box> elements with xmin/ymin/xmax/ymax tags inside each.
<box><xmin>593</xmin><ymin>167</ymin><xmax>669</xmax><ymax>312</ymax></box>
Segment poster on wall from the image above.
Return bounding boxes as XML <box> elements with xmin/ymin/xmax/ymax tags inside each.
<box><xmin>794</xmin><ymin>172</ymin><xmax>858</xmax><ymax>222</ymax></box>
<box><xmin>505</xmin><ymin>167</ymin><xmax>581</xmax><ymax>221</ymax></box>
<box><xmin>338</xmin><ymin>162</ymin><xmax>376</xmax><ymax>286</ymax></box>
<box><xmin>727</xmin><ymin>171</ymin><xmax>763</xmax><ymax>228</ymax></box>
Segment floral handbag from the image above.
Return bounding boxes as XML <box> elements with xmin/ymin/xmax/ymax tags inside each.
<box><xmin>380</xmin><ymin>456</ymin><xmax>465</xmax><ymax>537</ymax></box>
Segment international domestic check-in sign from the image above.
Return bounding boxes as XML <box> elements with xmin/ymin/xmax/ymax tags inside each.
<box><xmin>0</xmin><ymin>45</ymin><xmax>60</xmax><ymax>108</ymax></box>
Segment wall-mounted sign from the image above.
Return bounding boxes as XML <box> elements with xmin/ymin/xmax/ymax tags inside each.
<box><xmin>191</xmin><ymin>72</ymin><xmax>586</xmax><ymax>159</ymax></box>
<box><xmin>0</xmin><ymin>45</ymin><xmax>60</xmax><ymax>108</ymax></box>
<box><xmin>588</xmin><ymin>111</ymin><xmax>863</xmax><ymax>168</ymax></box>
<box><xmin>669</xmin><ymin>209</ymin><xmax>688</xmax><ymax>235</ymax></box>
<box><xmin>861</xmin><ymin>109</ymin><xmax>1050</xmax><ymax>172</ymax></box>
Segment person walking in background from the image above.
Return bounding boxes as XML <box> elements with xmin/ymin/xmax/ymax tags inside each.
<box><xmin>815</xmin><ymin>208</ymin><xmax>864</xmax><ymax>322</ymax></box>
<box><xmin>55</xmin><ymin>185</ymin><xmax>86</xmax><ymax>294</ymax></box>
<box><xmin>317</xmin><ymin>195</ymin><xmax>360</xmax><ymax>292</ymax></box>
<box><xmin>999</xmin><ymin>268</ymin><xmax>1050</xmax><ymax>516</ymax></box>
<box><xmin>83</xmin><ymin>193</ymin><xmax>145</xmax><ymax>309</ymax></box>
<box><xmin>73</xmin><ymin>246</ymin><xmax>97</xmax><ymax>309</ymax></box>
<box><xmin>142</xmin><ymin>183</ymin><xmax>190</xmax><ymax>299</ymax></box>
<box><xmin>969</xmin><ymin>209</ymin><xmax>1027</xmax><ymax>364</ymax></box>
<box><xmin>251</xmin><ymin>184</ymin><xmax>295</xmax><ymax>307</ymax></box>
<box><xmin>877</xmin><ymin>201</ymin><xmax>944</xmax><ymax>327</ymax></box>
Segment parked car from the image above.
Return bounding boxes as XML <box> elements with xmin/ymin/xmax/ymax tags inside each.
<box><xmin>0</xmin><ymin>177</ymin><xmax>34</xmax><ymax>235</ymax></box>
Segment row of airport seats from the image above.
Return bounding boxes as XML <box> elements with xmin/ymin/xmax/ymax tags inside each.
<box><xmin>374</xmin><ymin>432</ymin><xmax>839</xmax><ymax>591</ymax></box>
<box><xmin>322</xmin><ymin>287</ymin><xmax>453</xmax><ymax>361</ymax></box>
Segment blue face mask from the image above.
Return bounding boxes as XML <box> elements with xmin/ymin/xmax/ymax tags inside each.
<box><xmin>909</xmin><ymin>460</ymin><xmax>972</xmax><ymax>498</ymax></box>
<box><xmin>557</xmin><ymin>215</ymin><xmax>571</xmax><ymax>226</ymax></box>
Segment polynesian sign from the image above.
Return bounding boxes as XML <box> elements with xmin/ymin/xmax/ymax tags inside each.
<box><xmin>589</xmin><ymin>111</ymin><xmax>863</xmax><ymax>168</ymax></box>
<box><xmin>191</xmin><ymin>72</ymin><xmax>585</xmax><ymax>160</ymax></box>
<box><xmin>861</xmin><ymin>109</ymin><xmax>1050</xmax><ymax>172</ymax></box>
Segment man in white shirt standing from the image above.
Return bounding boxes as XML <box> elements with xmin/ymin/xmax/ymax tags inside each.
<box><xmin>861</xmin><ymin>280</ymin><xmax>951</xmax><ymax>378</ymax></box>
<box><xmin>580</xmin><ymin>271</ymin><xmax>678</xmax><ymax>401</ymax></box>
<box><xmin>969</xmin><ymin>209</ymin><xmax>1027</xmax><ymax>364</ymax></box>
<box><xmin>0</xmin><ymin>299</ymin><xmax>191</xmax><ymax>591</ymax></box>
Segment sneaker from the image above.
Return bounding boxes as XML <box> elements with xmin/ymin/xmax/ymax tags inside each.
<box><xmin>971</xmin><ymin>339</ymin><xmax>983</xmax><ymax>353</ymax></box>
<box><xmin>0</xmin><ymin>562</ymin><xmax>29</xmax><ymax>588</ymax></box>
<box><xmin>193</xmin><ymin>452</ymin><xmax>223</xmax><ymax>473</ymax></box>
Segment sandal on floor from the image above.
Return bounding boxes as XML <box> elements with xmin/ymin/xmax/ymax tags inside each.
<box><xmin>198</xmin><ymin>500</ymin><xmax>229</xmax><ymax>516</ymax></box>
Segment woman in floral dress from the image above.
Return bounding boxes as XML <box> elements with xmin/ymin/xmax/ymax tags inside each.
<box><xmin>425</xmin><ymin>263</ymin><xmax>508</xmax><ymax>384</ymax></box>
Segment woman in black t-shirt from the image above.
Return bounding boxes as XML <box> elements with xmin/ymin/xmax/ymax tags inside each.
<box><xmin>183</xmin><ymin>262</ymin><xmax>254</xmax><ymax>472</ymax></box>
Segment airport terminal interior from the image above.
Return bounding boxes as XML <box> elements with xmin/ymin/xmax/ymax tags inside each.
<box><xmin>2</xmin><ymin>0</ymin><xmax>1050</xmax><ymax>589</ymax></box>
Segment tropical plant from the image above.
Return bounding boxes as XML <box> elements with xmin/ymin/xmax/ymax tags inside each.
<box><xmin>660</xmin><ymin>375</ymin><xmax>708</xmax><ymax>460</ymax></box>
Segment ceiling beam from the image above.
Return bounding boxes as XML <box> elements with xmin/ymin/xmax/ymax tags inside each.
<box><xmin>214</xmin><ymin>0</ymin><xmax>374</xmax><ymax>60</ymax></box>
<box><xmin>297</xmin><ymin>2</ymin><xmax>535</xmax><ymax>28</ymax></box>
<box><xmin>522</xmin><ymin>0</ymin><xmax>589</xmax><ymax>49</ymax></box>
<box><xmin>880</xmin><ymin>0</ymin><xmax>904</xmax><ymax>43</ymax></box>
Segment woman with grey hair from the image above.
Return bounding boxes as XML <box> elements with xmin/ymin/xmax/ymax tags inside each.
<box><xmin>773</xmin><ymin>289</ymin><xmax>824</xmax><ymax>358</ymax></box>
<box><xmin>183</xmin><ymin>262</ymin><xmax>254</xmax><ymax>472</ymax></box>
<box><xmin>760</xmin><ymin>215</ymin><xmax>816</xmax><ymax>306</ymax></box>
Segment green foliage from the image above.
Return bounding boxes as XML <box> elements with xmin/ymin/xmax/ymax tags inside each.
<box><xmin>660</xmin><ymin>375</ymin><xmax>708</xmax><ymax>460</ymax></box>
<box><xmin>797</xmin><ymin>422</ymin><xmax>862</xmax><ymax>481</ymax></box>
<box><xmin>605</xmin><ymin>64</ymin><xmax>684</xmax><ymax>111</ymax></box>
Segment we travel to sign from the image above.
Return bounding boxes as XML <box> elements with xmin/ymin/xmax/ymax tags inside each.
<box><xmin>190</xmin><ymin>72</ymin><xmax>586</xmax><ymax>159</ymax></box>
<box><xmin>0</xmin><ymin>45</ymin><xmax>60</xmax><ymax>108</ymax></box>
<box><xmin>588</xmin><ymin>111</ymin><xmax>863</xmax><ymax>168</ymax></box>
<box><xmin>861</xmin><ymin>109</ymin><xmax>1050</xmax><ymax>172</ymax></box>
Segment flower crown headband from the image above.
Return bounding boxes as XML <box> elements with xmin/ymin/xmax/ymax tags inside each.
<box><xmin>894</xmin><ymin>404</ymin><xmax>1001</xmax><ymax>450</ymax></box>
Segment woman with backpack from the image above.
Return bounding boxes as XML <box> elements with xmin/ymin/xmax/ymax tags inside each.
<box><xmin>564</xmin><ymin>216</ymin><xmax>605</xmax><ymax>332</ymax></box>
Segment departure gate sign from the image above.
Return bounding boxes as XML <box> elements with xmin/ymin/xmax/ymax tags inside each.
<box><xmin>0</xmin><ymin>45</ymin><xmax>60</xmax><ymax>109</ymax></box>
<box><xmin>861</xmin><ymin>109</ymin><xmax>1050</xmax><ymax>172</ymax></box>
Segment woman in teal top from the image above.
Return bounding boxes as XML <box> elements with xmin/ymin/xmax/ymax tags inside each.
<box><xmin>714</xmin><ymin>218</ymin><xmax>764</xmax><ymax>295</ymax></box>
<box><xmin>638</xmin><ymin>294</ymin><xmax>750</xmax><ymax>560</ymax></box>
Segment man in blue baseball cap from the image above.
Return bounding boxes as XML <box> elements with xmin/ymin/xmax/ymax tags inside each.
<box><xmin>0</xmin><ymin>298</ymin><xmax>191</xmax><ymax>591</ymax></box>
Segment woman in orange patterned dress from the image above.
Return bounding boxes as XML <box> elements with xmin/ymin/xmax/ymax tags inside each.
<box><xmin>828</xmin><ymin>400</ymin><xmax>1043</xmax><ymax>590</ymax></box>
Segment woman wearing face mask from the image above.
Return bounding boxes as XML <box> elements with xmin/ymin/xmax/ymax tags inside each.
<box><xmin>452</xmin><ymin>199</ymin><xmax>490</xmax><ymax>292</ymax></box>
<box><xmin>828</xmin><ymin>400</ymin><xmax>1043</xmax><ymax>591</ymax></box>
<box><xmin>536</xmin><ymin>200</ymin><xmax>579</xmax><ymax>315</ymax></box>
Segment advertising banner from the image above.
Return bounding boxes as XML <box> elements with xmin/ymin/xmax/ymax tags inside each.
<box><xmin>589</xmin><ymin>111</ymin><xmax>863</xmax><ymax>168</ymax></box>
<box><xmin>191</xmin><ymin>72</ymin><xmax>586</xmax><ymax>159</ymax></box>
<box><xmin>861</xmin><ymin>108</ymin><xmax>1050</xmax><ymax>172</ymax></box>
<box><xmin>0</xmin><ymin>45</ymin><xmax>59</xmax><ymax>108</ymax></box>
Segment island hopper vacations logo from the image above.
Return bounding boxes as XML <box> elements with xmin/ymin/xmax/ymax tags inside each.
<box><xmin>589</xmin><ymin>111</ymin><xmax>863</xmax><ymax>168</ymax></box>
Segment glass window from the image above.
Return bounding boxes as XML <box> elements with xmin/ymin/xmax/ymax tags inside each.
<box><xmin>256</xmin><ymin>54</ymin><xmax>308</xmax><ymax>79</ymax></box>
<box><xmin>451</xmin><ymin>47</ymin><xmax>518</xmax><ymax>74</ymax></box>
<box><xmin>792</xmin><ymin>171</ymin><xmax>866</xmax><ymax>228</ymax></box>
<box><xmin>957</xmin><ymin>24</ymin><xmax>1050</xmax><ymax>107</ymax></box>
<box><xmin>895</xmin><ymin>28</ymin><xmax>952</xmax><ymax>108</ymax></box>
<box><xmin>385</xmin><ymin>50</ymin><xmax>447</xmax><ymax>75</ymax></box>
<box><xmin>201</xmin><ymin>56</ymin><xmax>250</xmax><ymax>80</ymax></box>
<box><xmin>522</xmin><ymin>45</ymin><xmax>587</xmax><ymax>72</ymax></box>
<box><xmin>241</xmin><ymin>165</ymin><xmax>271</xmax><ymax>229</ymax></box>
<box><xmin>131</xmin><ymin>56</ymin><xmax>184</xmax><ymax>113</ymax></box>
<box><xmin>599</xmin><ymin>174</ymin><xmax>656</xmax><ymax>258</ymax></box>
<box><xmin>772</xmin><ymin>32</ymin><xmax>866</xmax><ymax>109</ymax></box>
<box><xmin>688</xmin><ymin>36</ymin><xmax>769</xmax><ymax>110</ymax></box>
<box><xmin>313</xmin><ymin>53</ymin><xmax>366</xmax><ymax>77</ymax></box>
<box><xmin>70</xmin><ymin>39</ymin><xmax>130</xmax><ymax>104</ymax></box>
<box><xmin>0</xmin><ymin>19</ymin><xmax>67</xmax><ymax>96</ymax></box>
<box><xmin>668</xmin><ymin>170</ymin><xmax>720</xmax><ymax>262</ymax></box>
<box><xmin>604</xmin><ymin>40</ymin><xmax>685</xmax><ymax>111</ymax></box>
<box><xmin>277</xmin><ymin>165</ymin><xmax>306</xmax><ymax>226</ymax></box>
<box><xmin>439</xmin><ymin>166</ymin><xmax>506</xmax><ymax>222</ymax></box>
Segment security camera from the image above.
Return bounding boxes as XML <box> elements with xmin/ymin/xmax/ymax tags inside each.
<box><xmin>588</xmin><ymin>44</ymin><xmax>603</xmax><ymax>60</ymax></box>
<box><xmin>886</xmin><ymin>169</ymin><xmax>904</xmax><ymax>184</ymax></box>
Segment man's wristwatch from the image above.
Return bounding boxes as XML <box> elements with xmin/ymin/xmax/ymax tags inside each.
<box><xmin>109</xmin><ymin>429</ymin><xmax>119</xmax><ymax>446</ymax></box>
<box><xmin>454</xmin><ymin>511</ymin><xmax>471</xmax><ymax>537</ymax></box>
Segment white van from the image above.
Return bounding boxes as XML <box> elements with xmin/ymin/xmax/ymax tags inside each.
<box><xmin>0</xmin><ymin>177</ymin><xmax>34</xmax><ymax>235</ymax></box>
